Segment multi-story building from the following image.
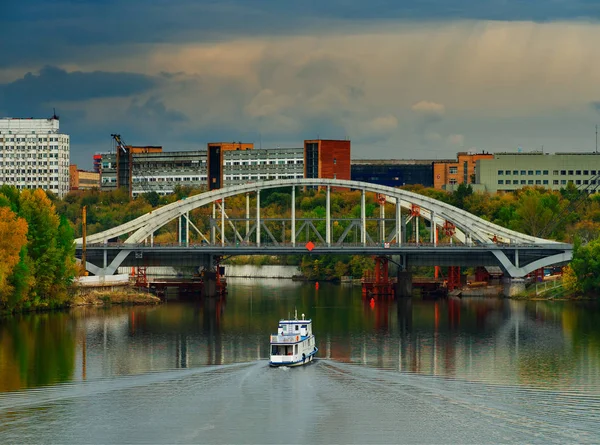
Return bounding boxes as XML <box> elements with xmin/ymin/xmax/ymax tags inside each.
<box><xmin>0</xmin><ymin>115</ymin><xmax>70</xmax><ymax>197</ymax></box>
<box><xmin>100</xmin><ymin>149</ymin><xmax>204</xmax><ymax>196</ymax></box>
<box><xmin>222</xmin><ymin>147</ymin><xmax>304</xmax><ymax>186</ymax></box>
<box><xmin>69</xmin><ymin>165</ymin><xmax>100</xmax><ymax>191</ymax></box>
<box><xmin>351</xmin><ymin>159</ymin><xmax>434</xmax><ymax>187</ymax></box>
<box><xmin>433</xmin><ymin>152</ymin><xmax>494</xmax><ymax>190</ymax></box>
<box><xmin>99</xmin><ymin>144</ymin><xmax>305</xmax><ymax>197</ymax></box>
<box><xmin>304</xmin><ymin>139</ymin><xmax>351</xmax><ymax>182</ymax></box>
<box><xmin>207</xmin><ymin>142</ymin><xmax>254</xmax><ymax>190</ymax></box>
<box><xmin>476</xmin><ymin>152</ymin><xmax>600</xmax><ymax>193</ymax></box>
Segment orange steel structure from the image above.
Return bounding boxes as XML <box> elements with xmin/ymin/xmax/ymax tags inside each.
<box><xmin>362</xmin><ymin>256</ymin><xmax>395</xmax><ymax>299</ymax></box>
<box><xmin>447</xmin><ymin>266</ymin><xmax>461</xmax><ymax>291</ymax></box>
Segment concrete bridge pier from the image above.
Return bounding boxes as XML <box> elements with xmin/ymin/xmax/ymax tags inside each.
<box><xmin>396</xmin><ymin>270</ymin><xmax>413</xmax><ymax>298</ymax></box>
<box><xmin>197</xmin><ymin>254</ymin><xmax>218</xmax><ymax>298</ymax></box>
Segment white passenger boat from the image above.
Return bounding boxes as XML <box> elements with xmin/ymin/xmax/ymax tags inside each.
<box><xmin>269</xmin><ymin>311</ymin><xmax>318</xmax><ymax>367</ymax></box>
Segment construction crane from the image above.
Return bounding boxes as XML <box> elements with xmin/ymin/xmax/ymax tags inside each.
<box><xmin>110</xmin><ymin>133</ymin><xmax>157</xmax><ymax>198</ymax></box>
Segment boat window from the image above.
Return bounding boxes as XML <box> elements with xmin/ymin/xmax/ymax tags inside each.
<box><xmin>295</xmin><ymin>345</ymin><xmax>298</xmax><ymax>354</ymax></box>
<box><xmin>271</xmin><ymin>345</ymin><xmax>279</xmax><ymax>355</ymax></box>
<box><xmin>295</xmin><ymin>325</ymin><xmax>299</xmax><ymax>331</ymax></box>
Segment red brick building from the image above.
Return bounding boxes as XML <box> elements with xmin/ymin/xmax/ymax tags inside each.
<box><xmin>304</xmin><ymin>139</ymin><xmax>351</xmax><ymax>188</ymax></box>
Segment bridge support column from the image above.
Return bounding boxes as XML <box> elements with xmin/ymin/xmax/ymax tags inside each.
<box><xmin>211</xmin><ymin>203</ymin><xmax>216</xmax><ymax>245</ymax></box>
<box><xmin>203</xmin><ymin>270</ymin><xmax>217</xmax><ymax>298</ymax></box>
<box><xmin>291</xmin><ymin>187</ymin><xmax>296</xmax><ymax>247</ymax></box>
<box><xmin>396</xmin><ymin>197</ymin><xmax>402</xmax><ymax>245</ymax></box>
<box><xmin>430</xmin><ymin>212</ymin><xmax>436</xmax><ymax>244</ymax></box>
<box><xmin>326</xmin><ymin>186</ymin><xmax>331</xmax><ymax>246</ymax></box>
<box><xmin>221</xmin><ymin>198</ymin><xmax>225</xmax><ymax>247</ymax></box>
<box><xmin>380</xmin><ymin>198</ymin><xmax>385</xmax><ymax>244</ymax></box>
<box><xmin>515</xmin><ymin>249</ymin><xmax>520</xmax><ymax>268</ymax></box>
<box><xmin>415</xmin><ymin>216</ymin><xmax>419</xmax><ymax>244</ymax></box>
<box><xmin>186</xmin><ymin>211</ymin><xmax>190</xmax><ymax>247</ymax></box>
<box><xmin>246</xmin><ymin>193</ymin><xmax>250</xmax><ymax>239</ymax></box>
<box><xmin>396</xmin><ymin>270</ymin><xmax>413</xmax><ymax>298</ymax></box>
<box><xmin>361</xmin><ymin>189</ymin><xmax>366</xmax><ymax>246</ymax></box>
<box><xmin>256</xmin><ymin>190</ymin><xmax>261</xmax><ymax>247</ymax></box>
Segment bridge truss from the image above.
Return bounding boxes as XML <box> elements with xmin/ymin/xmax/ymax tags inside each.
<box><xmin>75</xmin><ymin>178</ymin><xmax>573</xmax><ymax>278</ymax></box>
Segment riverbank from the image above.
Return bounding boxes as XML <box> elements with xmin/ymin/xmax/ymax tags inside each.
<box><xmin>71</xmin><ymin>288</ymin><xmax>161</xmax><ymax>306</ymax></box>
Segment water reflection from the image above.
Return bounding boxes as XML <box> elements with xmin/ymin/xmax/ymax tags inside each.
<box><xmin>0</xmin><ymin>312</ymin><xmax>76</xmax><ymax>392</ymax></box>
<box><xmin>1</xmin><ymin>280</ymin><xmax>600</xmax><ymax>393</ymax></box>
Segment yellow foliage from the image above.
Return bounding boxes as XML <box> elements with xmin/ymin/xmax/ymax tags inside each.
<box><xmin>562</xmin><ymin>265</ymin><xmax>581</xmax><ymax>294</ymax></box>
<box><xmin>0</xmin><ymin>207</ymin><xmax>28</xmax><ymax>292</ymax></box>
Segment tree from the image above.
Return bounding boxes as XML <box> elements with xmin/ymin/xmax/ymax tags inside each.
<box><xmin>0</xmin><ymin>207</ymin><xmax>29</xmax><ymax>308</ymax></box>
<box><xmin>569</xmin><ymin>238</ymin><xmax>600</xmax><ymax>295</ymax></box>
<box><xmin>18</xmin><ymin>189</ymin><xmax>62</xmax><ymax>301</ymax></box>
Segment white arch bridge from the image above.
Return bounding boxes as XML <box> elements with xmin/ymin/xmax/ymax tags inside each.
<box><xmin>75</xmin><ymin>178</ymin><xmax>572</xmax><ymax>279</ymax></box>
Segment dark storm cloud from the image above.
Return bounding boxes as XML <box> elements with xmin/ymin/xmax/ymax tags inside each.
<box><xmin>1</xmin><ymin>0</ymin><xmax>599</xmax><ymax>66</ymax></box>
<box><xmin>127</xmin><ymin>96</ymin><xmax>188</xmax><ymax>124</ymax></box>
<box><xmin>0</xmin><ymin>66</ymin><xmax>157</xmax><ymax>116</ymax></box>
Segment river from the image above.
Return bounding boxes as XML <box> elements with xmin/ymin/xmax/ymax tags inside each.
<box><xmin>1</xmin><ymin>279</ymin><xmax>599</xmax><ymax>443</ymax></box>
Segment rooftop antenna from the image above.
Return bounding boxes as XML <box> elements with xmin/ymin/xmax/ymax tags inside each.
<box><xmin>596</xmin><ymin>125</ymin><xmax>598</xmax><ymax>154</ymax></box>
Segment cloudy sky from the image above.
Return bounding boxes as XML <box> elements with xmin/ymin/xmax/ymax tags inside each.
<box><xmin>1</xmin><ymin>1</ymin><xmax>600</xmax><ymax>168</ymax></box>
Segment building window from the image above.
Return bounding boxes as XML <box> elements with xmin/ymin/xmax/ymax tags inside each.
<box><xmin>576</xmin><ymin>180</ymin><xmax>581</xmax><ymax>185</ymax></box>
<box><xmin>513</xmin><ymin>180</ymin><xmax>519</xmax><ymax>185</ymax></box>
<box><xmin>497</xmin><ymin>170</ymin><xmax>503</xmax><ymax>175</ymax></box>
<box><xmin>333</xmin><ymin>158</ymin><xmax>337</xmax><ymax>165</ymax></box>
<box><xmin>576</xmin><ymin>170</ymin><xmax>581</xmax><ymax>175</ymax></box>
<box><xmin>505</xmin><ymin>170</ymin><xmax>511</xmax><ymax>175</ymax></box>
<box><xmin>561</xmin><ymin>180</ymin><xmax>566</xmax><ymax>185</ymax></box>
<box><xmin>568</xmin><ymin>170</ymin><xmax>573</xmax><ymax>175</ymax></box>
<box><xmin>543</xmin><ymin>180</ymin><xmax>548</xmax><ymax>185</ymax></box>
<box><xmin>561</xmin><ymin>170</ymin><xmax>566</xmax><ymax>175</ymax></box>
<box><xmin>521</xmin><ymin>180</ymin><xmax>526</xmax><ymax>184</ymax></box>
<box><xmin>584</xmin><ymin>170</ymin><xmax>589</xmax><ymax>175</ymax></box>
<box><xmin>553</xmin><ymin>180</ymin><xmax>558</xmax><ymax>185</ymax></box>
<box><xmin>449</xmin><ymin>178</ymin><xmax>457</xmax><ymax>185</ymax></box>
<box><xmin>449</xmin><ymin>166</ymin><xmax>458</xmax><ymax>174</ymax></box>
<box><xmin>498</xmin><ymin>180</ymin><xmax>504</xmax><ymax>184</ymax></box>
<box><xmin>536</xmin><ymin>180</ymin><xmax>541</xmax><ymax>184</ymax></box>
<box><xmin>543</xmin><ymin>170</ymin><xmax>548</xmax><ymax>175</ymax></box>
<box><xmin>528</xmin><ymin>180</ymin><xmax>534</xmax><ymax>184</ymax></box>
<box><xmin>592</xmin><ymin>170</ymin><xmax>597</xmax><ymax>175</ymax></box>
<box><xmin>528</xmin><ymin>170</ymin><xmax>533</xmax><ymax>175</ymax></box>
<box><xmin>513</xmin><ymin>170</ymin><xmax>518</xmax><ymax>175</ymax></box>
<box><xmin>535</xmin><ymin>170</ymin><xmax>541</xmax><ymax>175</ymax></box>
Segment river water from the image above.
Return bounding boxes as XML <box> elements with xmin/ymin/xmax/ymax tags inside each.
<box><xmin>1</xmin><ymin>279</ymin><xmax>599</xmax><ymax>444</ymax></box>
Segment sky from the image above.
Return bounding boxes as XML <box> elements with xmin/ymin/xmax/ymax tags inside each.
<box><xmin>1</xmin><ymin>1</ymin><xmax>600</xmax><ymax>169</ymax></box>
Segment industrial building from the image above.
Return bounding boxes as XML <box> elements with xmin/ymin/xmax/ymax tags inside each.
<box><xmin>69</xmin><ymin>165</ymin><xmax>100</xmax><ymax>191</ymax></box>
<box><xmin>99</xmin><ymin>139</ymin><xmax>328</xmax><ymax>197</ymax></box>
<box><xmin>0</xmin><ymin>115</ymin><xmax>70</xmax><ymax>198</ymax></box>
<box><xmin>475</xmin><ymin>152</ymin><xmax>600</xmax><ymax>193</ymax></box>
<box><xmin>350</xmin><ymin>159</ymin><xmax>434</xmax><ymax>187</ymax></box>
<box><xmin>432</xmin><ymin>152</ymin><xmax>494</xmax><ymax>190</ymax></box>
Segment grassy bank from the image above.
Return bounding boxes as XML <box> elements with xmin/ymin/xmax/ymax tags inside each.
<box><xmin>71</xmin><ymin>287</ymin><xmax>161</xmax><ymax>306</ymax></box>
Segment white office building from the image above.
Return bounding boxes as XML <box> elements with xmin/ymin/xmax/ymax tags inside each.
<box><xmin>476</xmin><ymin>152</ymin><xmax>600</xmax><ymax>193</ymax></box>
<box><xmin>0</xmin><ymin>116</ymin><xmax>71</xmax><ymax>198</ymax></box>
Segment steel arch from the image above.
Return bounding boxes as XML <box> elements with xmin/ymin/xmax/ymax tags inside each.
<box><xmin>75</xmin><ymin>178</ymin><xmax>562</xmax><ymax>247</ymax></box>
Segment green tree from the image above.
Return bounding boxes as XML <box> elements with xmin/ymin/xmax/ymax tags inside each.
<box><xmin>19</xmin><ymin>189</ymin><xmax>63</xmax><ymax>302</ymax></box>
<box><xmin>569</xmin><ymin>238</ymin><xmax>600</xmax><ymax>295</ymax></box>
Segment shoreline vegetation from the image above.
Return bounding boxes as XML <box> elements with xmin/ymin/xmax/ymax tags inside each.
<box><xmin>2</xmin><ymin>182</ymin><xmax>599</xmax><ymax>315</ymax></box>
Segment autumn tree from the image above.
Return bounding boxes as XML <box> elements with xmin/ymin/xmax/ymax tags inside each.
<box><xmin>0</xmin><ymin>207</ymin><xmax>29</xmax><ymax>308</ymax></box>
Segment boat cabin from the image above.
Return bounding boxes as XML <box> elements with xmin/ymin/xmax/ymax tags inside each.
<box><xmin>277</xmin><ymin>319</ymin><xmax>312</xmax><ymax>338</ymax></box>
